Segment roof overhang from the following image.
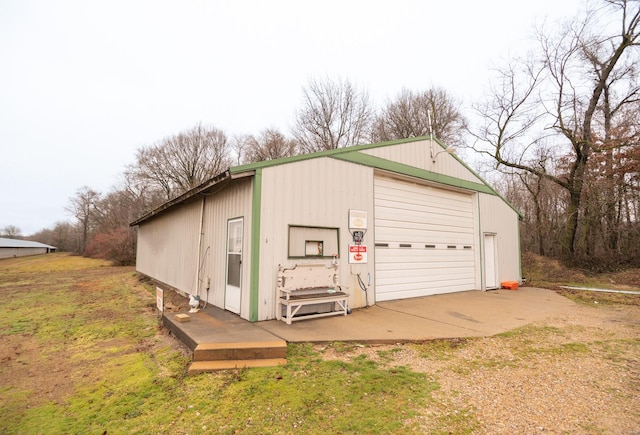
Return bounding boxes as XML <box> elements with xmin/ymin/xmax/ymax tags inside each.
<box><xmin>129</xmin><ymin>169</ymin><xmax>255</xmax><ymax>226</ymax></box>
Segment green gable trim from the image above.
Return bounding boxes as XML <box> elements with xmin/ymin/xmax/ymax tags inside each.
<box><xmin>333</xmin><ymin>151</ymin><xmax>496</xmax><ymax>195</ymax></box>
<box><xmin>229</xmin><ymin>136</ymin><xmax>429</xmax><ymax>174</ymax></box>
<box><xmin>336</xmin><ymin>150</ymin><xmax>523</xmax><ymax>218</ymax></box>
<box><xmin>229</xmin><ymin>135</ymin><xmax>522</xmax><ymax>219</ymax></box>
<box><xmin>249</xmin><ymin>168</ymin><xmax>262</xmax><ymax>322</ymax></box>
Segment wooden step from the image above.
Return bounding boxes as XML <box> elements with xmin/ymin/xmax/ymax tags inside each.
<box><xmin>188</xmin><ymin>358</ymin><xmax>287</xmax><ymax>374</ymax></box>
<box><xmin>193</xmin><ymin>340</ymin><xmax>287</xmax><ymax>361</ymax></box>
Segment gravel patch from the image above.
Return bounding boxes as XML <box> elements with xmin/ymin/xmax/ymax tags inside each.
<box><xmin>316</xmin><ymin>302</ymin><xmax>640</xmax><ymax>434</ymax></box>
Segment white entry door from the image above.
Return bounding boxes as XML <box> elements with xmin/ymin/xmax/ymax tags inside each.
<box><xmin>225</xmin><ymin>218</ymin><xmax>243</xmax><ymax>314</ymax></box>
<box><xmin>484</xmin><ymin>233</ymin><xmax>498</xmax><ymax>289</ymax></box>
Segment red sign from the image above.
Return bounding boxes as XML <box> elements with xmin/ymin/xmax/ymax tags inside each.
<box><xmin>348</xmin><ymin>245</ymin><xmax>367</xmax><ymax>263</ymax></box>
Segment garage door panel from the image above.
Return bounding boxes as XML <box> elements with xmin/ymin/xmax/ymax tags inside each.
<box><xmin>376</xmin><ymin>196</ymin><xmax>472</xmax><ymax>214</ymax></box>
<box><xmin>376</xmin><ymin>216</ymin><xmax>475</xmax><ymax>232</ymax></box>
<box><xmin>375</xmin><ymin>176</ymin><xmax>476</xmax><ymax>301</ymax></box>
<box><xmin>376</xmin><ymin>185</ymin><xmax>472</xmax><ymax>209</ymax></box>
<box><xmin>376</xmin><ymin>198</ymin><xmax>473</xmax><ymax>219</ymax></box>
<box><xmin>376</xmin><ymin>211</ymin><xmax>472</xmax><ymax>228</ymax></box>
<box><xmin>376</xmin><ymin>270</ymin><xmax>475</xmax><ymax>286</ymax></box>
<box><xmin>376</xmin><ymin>180</ymin><xmax>470</xmax><ymax>200</ymax></box>
<box><xmin>375</xmin><ymin>260</ymin><xmax>475</xmax><ymax>271</ymax></box>
<box><xmin>376</xmin><ymin>280</ymin><xmax>476</xmax><ymax>301</ymax></box>
<box><xmin>375</xmin><ymin>249</ymin><xmax>474</xmax><ymax>264</ymax></box>
<box><xmin>376</xmin><ymin>219</ymin><xmax>475</xmax><ymax>234</ymax></box>
<box><xmin>376</xmin><ymin>277</ymin><xmax>476</xmax><ymax>290</ymax></box>
<box><xmin>375</xmin><ymin>229</ymin><xmax>475</xmax><ymax>245</ymax></box>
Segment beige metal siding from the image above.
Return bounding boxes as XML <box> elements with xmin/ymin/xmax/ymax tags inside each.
<box><xmin>0</xmin><ymin>247</ymin><xmax>48</xmax><ymax>258</ymax></box>
<box><xmin>478</xmin><ymin>193</ymin><xmax>521</xmax><ymax>286</ymax></box>
<box><xmin>136</xmin><ymin>179</ymin><xmax>254</xmax><ymax>320</ymax></box>
<box><xmin>258</xmin><ymin>157</ymin><xmax>375</xmax><ymax>320</ymax></box>
<box><xmin>362</xmin><ymin>139</ymin><xmax>481</xmax><ymax>184</ymax></box>
<box><xmin>136</xmin><ymin>199</ymin><xmax>202</xmax><ymax>294</ymax></box>
<box><xmin>198</xmin><ymin>178</ymin><xmax>253</xmax><ymax>317</ymax></box>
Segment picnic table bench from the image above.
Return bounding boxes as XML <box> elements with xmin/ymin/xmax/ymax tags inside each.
<box><xmin>276</xmin><ymin>263</ymin><xmax>349</xmax><ymax>325</ymax></box>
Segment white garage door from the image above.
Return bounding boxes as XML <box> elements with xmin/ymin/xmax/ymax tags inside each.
<box><xmin>374</xmin><ymin>176</ymin><xmax>476</xmax><ymax>301</ymax></box>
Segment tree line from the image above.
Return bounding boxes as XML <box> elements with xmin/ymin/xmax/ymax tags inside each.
<box><xmin>14</xmin><ymin>0</ymin><xmax>640</xmax><ymax>270</ymax></box>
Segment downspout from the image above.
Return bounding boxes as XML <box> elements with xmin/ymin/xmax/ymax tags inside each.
<box><xmin>477</xmin><ymin>194</ymin><xmax>485</xmax><ymax>291</ymax></box>
<box><xmin>195</xmin><ymin>195</ymin><xmax>206</xmax><ymax>298</ymax></box>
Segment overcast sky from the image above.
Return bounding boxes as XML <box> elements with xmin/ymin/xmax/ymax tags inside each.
<box><xmin>0</xmin><ymin>0</ymin><xmax>587</xmax><ymax>236</ymax></box>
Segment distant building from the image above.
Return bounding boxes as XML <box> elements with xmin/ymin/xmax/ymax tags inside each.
<box><xmin>0</xmin><ymin>238</ymin><xmax>57</xmax><ymax>259</ymax></box>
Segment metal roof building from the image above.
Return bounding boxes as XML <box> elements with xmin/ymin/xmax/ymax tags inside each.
<box><xmin>0</xmin><ymin>238</ymin><xmax>57</xmax><ymax>259</ymax></box>
<box><xmin>132</xmin><ymin>137</ymin><xmax>522</xmax><ymax>322</ymax></box>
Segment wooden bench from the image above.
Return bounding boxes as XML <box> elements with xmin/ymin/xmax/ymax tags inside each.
<box><xmin>276</xmin><ymin>263</ymin><xmax>349</xmax><ymax>325</ymax></box>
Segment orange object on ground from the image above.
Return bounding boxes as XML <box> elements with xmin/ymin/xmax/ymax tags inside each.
<box><xmin>501</xmin><ymin>281</ymin><xmax>519</xmax><ymax>290</ymax></box>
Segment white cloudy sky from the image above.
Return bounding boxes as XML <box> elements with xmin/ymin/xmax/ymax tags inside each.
<box><xmin>0</xmin><ymin>0</ymin><xmax>586</xmax><ymax>235</ymax></box>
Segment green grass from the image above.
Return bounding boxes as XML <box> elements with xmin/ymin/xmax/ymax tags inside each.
<box><xmin>411</xmin><ymin>338</ymin><xmax>468</xmax><ymax>361</ymax></box>
<box><xmin>0</xmin><ymin>254</ymin><xmax>440</xmax><ymax>434</ymax></box>
<box><xmin>2</xmin><ymin>253</ymin><xmax>637</xmax><ymax>434</ymax></box>
<box><xmin>180</xmin><ymin>354</ymin><xmax>438</xmax><ymax>434</ymax></box>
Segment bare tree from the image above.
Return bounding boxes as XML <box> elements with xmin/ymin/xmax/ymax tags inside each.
<box><xmin>231</xmin><ymin>134</ymin><xmax>249</xmax><ymax>166</ymax></box>
<box><xmin>293</xmin><ymin>77</ymin><xmax>374</xmax><ymax>153</ymax></box>
<box><xmin>470</xmin><ymin>0</ymin><xmax>640</xmax><ymax>258</ymax></box>
<box><xmin>128</xmin><ymin>123</ymin><xmax>232</xmax><ymax>200</ymax></box>
<box><xmin>372</xmin><ymin>87</ymin><xmax>468</xmax><ymax>147</ymax></box>
<box><xmin>29</xmin><ymin>222</ymin><xmax>76</xmax><ymax>252</ymax></box>
<box><xmin>241</xmin><ymin>128</ymin><xmax>297</xmax><ymax>163</ymax></box>
<box><xmin>1</xmin><ymin>225</ymin><xmax>23</xmax><ymax>238</ymax></box>
<box><xmin>66</xmin><ymin>186</ymin><xmax>101</xmax><ymax>255</ymax></box>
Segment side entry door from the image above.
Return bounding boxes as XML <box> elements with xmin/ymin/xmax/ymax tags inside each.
<box><xmin>483</xmin><ymin>233</ymin><xmax>499</xmax><ymax>290</ymax></box>
<box><xmin>225</xmin><ymin>218</ymin><xmax>243</xmax><ymax>314</ymax></box>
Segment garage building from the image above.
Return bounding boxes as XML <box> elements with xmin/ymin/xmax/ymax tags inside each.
<box><xmin>132</xmin><ymin>137</ymin><xmax>521</xmax><ymax>322</ymax></box>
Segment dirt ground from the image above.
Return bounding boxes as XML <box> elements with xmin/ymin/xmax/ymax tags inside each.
<box><xmin>0</xmin><ymin>267</ymin><xmax>181</xmax><ymax>410</ymax></box>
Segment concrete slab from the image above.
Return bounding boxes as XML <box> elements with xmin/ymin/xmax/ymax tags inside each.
<box><xmin>256</xmin><ymin>287</ymin><xmax>576</xmax><ymax>343</ymax></box>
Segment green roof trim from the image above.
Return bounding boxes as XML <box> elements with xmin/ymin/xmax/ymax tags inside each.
<box><xmin>229</xmin><ymin>136</ymin><xmax>429</xmax><ymax>174</ymax></box>
<box><xmin>230</xmin><ymin>136</ymin><xmax>523</xmax><ymax>218</ymax></box>
<box><xmin>332</xmin><ymin>151</ymin><xmax>496</xmax><ymax>195</ymax></box>
<box><xmin>332</xmin><ymin>149</ymin><xmax>523</xmax><ymax>219</ymax></box>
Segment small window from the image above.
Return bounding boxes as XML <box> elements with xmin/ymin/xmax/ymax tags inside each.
<box><xmin>400</xmin><ymin>243</ymin><xmax>412</xmax><ymax>248</ymax></box>
<box><xmin>447</xmin><ymin>245</ymin><xmax>457</xmax><ymax>249</ymax></box>
<box><xmin>288</xmin><ymin>225</ymin><xmax>339</xmax><ymax>258</ymax></box>
<box><xmin>305</xmin><ymin>240</ymin><xmax>323</xmax><ymax>256</ymax></box>
<box><xmin>425</xmin><ymin>244</ymin><xmax>436</xmax><ymax>249</ymax></box>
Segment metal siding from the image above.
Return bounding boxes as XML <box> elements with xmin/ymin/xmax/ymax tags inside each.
<box><xmin>374</xmin><ymin>176</ymin><xmax>476</xmax><ymax>301</ymax></box>
<box><xmin>258</xmin><ymin>157</ymin><xmax>374</xmax><ymax>320</ymax></box>
<box><xmin>136</xmin><ymin>200</ymin><xmax>202</xmax><ymax>293</ymax></box>
<box><xmin>362</xmin><ymin>139</ymin><xmax>481</xmax><ymax>183</ymax></box>
<box><xmin>0</xmin><ymin>247</ymin><xmax>48</xmax><ymax>258</ymax></box>
<box><xmin>198</xmin><ymin>178</ymin><xmax>253</xmax><ymax>318</ymax></box>
<box><xmin>135</xmin><ymin>181</ymin><xmax>254</xmax><ymax>318</ymax></box>
<box><xmin>478</xmin><ymin>193</ymin><xmax>521</xmax><ymax>283</ymax></box>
